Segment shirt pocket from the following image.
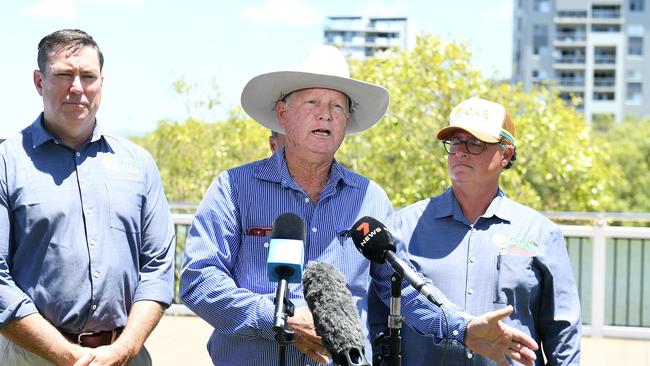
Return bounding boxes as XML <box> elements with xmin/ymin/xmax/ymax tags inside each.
<box><xmin>494</xmin><ymin>254</ymin><xmax>535</xmax><ymax>304</ymax></box>
<box><xmin>105</xmin><ymin>179</ymin><xmax>144</xmax><ymax>233</ymax></box>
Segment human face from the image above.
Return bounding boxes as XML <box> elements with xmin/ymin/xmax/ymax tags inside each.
<box><xmin>277</xmin><ymin>88</ymin><xmax>349</xmax><ymax>160</ymax></box>
<box><xmin>33</xmin><ymin>45</ymin><xmax>103</xmax><ymax>143</ymax></box>
<box><xmin>447</xmin><ymin>131</ymin><xmax>510</xmax><ymax>187</ymax></box>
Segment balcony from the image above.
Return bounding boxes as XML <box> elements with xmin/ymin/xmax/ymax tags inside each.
<box><xmin>594</xmin><ymin>78</ymin><xmax>616</xmax><ymax>88</ymax></box>
<box><xmin>555</xmin><ymin>32</ymin><xmax>587</xmax><ymax>44</ymax></box>
<box><xmin>554</xmin><ymin>56</ymin><xmax>586</xmax><ymax>64</ymax></box>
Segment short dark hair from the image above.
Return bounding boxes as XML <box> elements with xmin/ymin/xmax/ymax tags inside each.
<box><xmin>37</xmin><ymin>29</ymin><xmax>104</xmax><ymax>74</ymax></box>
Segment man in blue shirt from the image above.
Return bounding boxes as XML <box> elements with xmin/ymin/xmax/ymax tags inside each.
<box><xmin>0</xmin><ymin>29</ymin><xmax>175</xmax><ymax>366</ymax></box>
<box><xmin>180</xmin><ymin>47</ymin><xmax>538</xmax><ymax>366</ymax></box>
<box><xmin>369</xmin><ymin>97</ymin><xmax>582</xmax><ymax>365</ymax></box>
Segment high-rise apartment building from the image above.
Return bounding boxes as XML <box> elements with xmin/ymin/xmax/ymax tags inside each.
<box><xmin>512</xmin><ymin>0</ymin><xmax>649</xmax><ymax>124</ymax></box>
<box><xmin>323</xmin><ymin>16</ymin><xmax>414</xmax><ymax>59</ymax></box>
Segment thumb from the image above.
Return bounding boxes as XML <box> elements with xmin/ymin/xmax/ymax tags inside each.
<box><xmin>487</xmin><ymin>305</ymin><xmax>513</xmax><ymax>323</ymax></box>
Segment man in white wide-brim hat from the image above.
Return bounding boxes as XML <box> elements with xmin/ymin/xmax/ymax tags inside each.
<box><xmin>180</xmin><ymin>45</ymin><xmax>538</xmax><ymax>366</ymax></box>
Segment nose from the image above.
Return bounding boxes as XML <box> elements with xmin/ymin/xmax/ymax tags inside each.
<box><xmin>69</xmin><ymin>75</ymin><xmax>83</xmax><ymax>94</ymax></box>
<box><xmin>316</xmin><ymin>104</ymin><xmax>333</xmax><ymax>121</ymax></box>
<box><xmin>453</xmin><ymin>143</ymin><xmax>469</xmax><ymax>158</ymax></box>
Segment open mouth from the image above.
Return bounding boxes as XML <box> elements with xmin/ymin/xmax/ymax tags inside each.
<box><xmin>312</xmin><ymin>129</ymin><xmax>331</xmax><ymax>137</ymax></box>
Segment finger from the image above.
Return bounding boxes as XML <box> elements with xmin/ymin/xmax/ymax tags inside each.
<box><xmin>511</xmin><ymin>330</ymin><xmax>539</xmax><ymax>351</ymax></box>
<box><xmin>307</xmin><ymin>349</ymin><xmax>330</xmax><ymax>365</ymax></box>
<box><xmin>73</xmin><ymin>352</ymin><xmax>95</xmax><ymax>366</ymax></box>
<box><xmin>487</xmin><ymin>305</ymin><xmax>514</xmax><ymax>323</ymax></box>
<box><xmin>507</xmin><ymin>347</ymin><xmax>535</xmax><ymax>366</ymax></box>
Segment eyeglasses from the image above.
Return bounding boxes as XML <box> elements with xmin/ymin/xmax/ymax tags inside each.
<box><xmin>442</xmin><ymin>137</ymin><xmax>489</xmax><ymax>155</ymax></box>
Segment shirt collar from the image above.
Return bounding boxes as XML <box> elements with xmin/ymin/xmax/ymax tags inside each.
<box><xmin>431</xmin><ymin>187</ymin><xmax>513</xmax><ymax>223</ymax></box>
<box><xmin>255</xmin><ymin>147</ymin><xmax>361</xmax><ymax>189</ymax></box>
<box><xmin>29</xmin><ymin>113</ymin><xmax>105</xmax><ymax>148</ymax></box>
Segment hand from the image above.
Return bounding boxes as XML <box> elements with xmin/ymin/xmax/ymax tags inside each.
<box><xmin>71</xmin><ymin>342</ymin><xmax>134</xmax><ymax>366</ymax></box>
<box><xmin>287</xmin><ymin>307</ymin><xmax>330</xmax><ymax>364</ymax></box>
<box><xmin>465</xmin><ymin>306</ymin><xmax>539</xmax><ymax>366</ymax></box>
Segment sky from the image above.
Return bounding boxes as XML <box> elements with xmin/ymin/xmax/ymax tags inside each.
<box><xmin>0</xmin><ymin>0</ymin><xmax>513</xmax><ymax>137</ymax></box>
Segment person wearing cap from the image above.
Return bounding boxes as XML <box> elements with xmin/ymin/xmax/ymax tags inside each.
<box><xmin>0</xmin><ymin>29</ymin><xmax>175</xmax><ymax>365</ymax></box>
<box><xmin>180</xmin><ymin>47</ymin><xmax>538</xmax><ymax>366</ymax></box>
<box><xmin>368</xmin><ymin>96</ymin><xmax>581</xmax><ymax>365</ymax></box>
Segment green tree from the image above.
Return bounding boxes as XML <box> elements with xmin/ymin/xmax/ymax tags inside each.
<box><xmin>339</xmin><ymin>35</ymin><xmax>621</xmax><ymax>211</ymax></box>
<box><xmin>607</xmin><ymin>116</ymin><xmax>650</xmax><ymax>212</ymax></box>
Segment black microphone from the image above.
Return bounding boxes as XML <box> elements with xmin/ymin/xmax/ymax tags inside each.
<box><xmin>303</xmin><ymin>262</ymin><xmax>370</xmax><ymax>366</ymax></box>
<box><xmin>350</xmin><ymin>216</ymin><xmax>443</xmax><ymax>306</ymax></box>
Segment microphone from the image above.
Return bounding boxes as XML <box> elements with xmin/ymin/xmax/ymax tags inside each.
<box><xmin>350</xmin><ymin>216</ymin><xmax>443</xmax><ymax>306</ymax></box>
<box><xmin>303</xmin><ymin>262</ymin><xmax>370</xmax><ymax>366</ymax></box>
<box><xmin>267</xmin><ymin>213</ymin><xmax>305</xmax><ymax>283</ymax></box>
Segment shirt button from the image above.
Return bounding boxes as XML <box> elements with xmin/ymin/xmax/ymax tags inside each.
<box><xmin>452</xmin><ymin>329</ymin><xmax>459</xmax><ymax>337</ymax></box>
<box><xmin>467</xmin><ymin>352</ymin><xmax>473</xmax><ymax>359</ymax></box>
<box><xmin>467</xmin><ymin>288</ymin><xmax>474</xmax><ymax>295</ymax></box>
<box><xmin>91</xmin><ymin>304</ymin><xmax>97</xmax><ymax>310</ymax></box>
<box><xmin>85</xmin><ymin>208</ymin><xmax>92</xmax><ymax>215</ymax></box>
<box><xmin>89</xmin><ymin>239</ymin><xmax>96</xmax><ymax>246</ymax></box>
<box><xmin>304</xmin><ymin>197</ymin><xmax>310</xmax><ymax>203</ymax></box>
<box><xmin>92</xmin><ymin>271</ymin><xmax>100</xmax><ymax>278</ymax></box>
<box><xmin>311</xmin><ymin>227</ymin><xmax>317</xmax><ymax>233</ymax></box>
<box><xmin>80</xmin><ymin>177</ymin><xmax>87</xmax><ymax>184</ymax></box>
<box><xmin>469</xmin><ymin>256</ymin><xmax>476</xmax><ymax>263</ymax></box>
<box><xmin>76</xmin><ymin>152</ymin><xmax>81</xmax><ymax>157</ymax></box>
<box><xmin>263</xmin><ymin>242</ymin><xmax>269</xmax><ymax>248</ymax></box>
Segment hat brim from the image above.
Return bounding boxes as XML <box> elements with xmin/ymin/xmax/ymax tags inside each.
<box><xmin>436</xmin><ymin>126</ymin><xmax>500</xmax><ymax>143</ymax></box>
<box><xmin>241</xmin><ymin>71</ymin><xmax>390</xmax><ymax>135</ymax></box>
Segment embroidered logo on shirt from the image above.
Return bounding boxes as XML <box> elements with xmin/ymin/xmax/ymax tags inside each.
<box><xmin>491</xmin><ymin>233</ymin><xmax>538</xmax><ymax>257</ymax></box>
<box><xmin>102</xmin><ymin>156</ymin><xmax>143</xmax><ymax>181</ymax></box>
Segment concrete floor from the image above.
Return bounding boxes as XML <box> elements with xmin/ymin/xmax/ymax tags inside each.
<box><xmin>145</xmin><ymin>315</ymin><xmax>650</xmax><ymax>365</ymax></box>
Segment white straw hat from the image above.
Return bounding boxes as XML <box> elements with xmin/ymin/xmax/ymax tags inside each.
<box><xmin>240</xmin><ymin>45</ymin><xmax>390</xmax><ymax>134</ymax></box>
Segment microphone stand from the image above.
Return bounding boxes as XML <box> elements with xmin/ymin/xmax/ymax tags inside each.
<box><xmin>273</xmin><ymin>276</ymin><xmax>295</xmax><ymax>366</ymax></box>
<box><xmin>373</xmin><ymin>272</ymin><xmax>402</xmax><ymax>366</ymax></box>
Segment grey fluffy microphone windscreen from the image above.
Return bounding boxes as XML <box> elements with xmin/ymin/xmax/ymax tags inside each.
<box><xmin>302</xmin><ymin>262</ymin><xmax>370</xmax><ymax>366</ymax></box>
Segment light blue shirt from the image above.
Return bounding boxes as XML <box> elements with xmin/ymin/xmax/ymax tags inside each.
<box><xmin>369</xmin><ymin>188</ymin><xmax>582</xmax><ymax>365</ymax></box>
<box><xmin>0</xmin><ymin>115</ymin><xmax>175</xmax><ymax>332</ymax></box>
<box><xmin>180</xmin><ymin>150</ymin><xmax>471</xmax><ymax>366</ymax></box>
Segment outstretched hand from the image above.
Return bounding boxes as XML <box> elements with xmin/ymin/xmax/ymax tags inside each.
<box><xmin>465</xmin><ymin>305</ymin><xmax>539</xmax><ymax>366</ymax></box>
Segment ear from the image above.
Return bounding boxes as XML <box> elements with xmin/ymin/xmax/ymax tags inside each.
<box><xmin>33</xmin><ymin>70</ymin><xmax>44</xmax><ymax>96</ymax></box>
<box><xmin>276</xmin><ymin>100</ymin><xmax>288</xmax><ymax>129</ymax></box>
<box><xmin>501</xmin><ymin>145</ymin><xmax>514</xmax><ymax>166</ymax></box>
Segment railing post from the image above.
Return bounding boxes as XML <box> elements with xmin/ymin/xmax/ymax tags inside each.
<box><xmin>591</xmin><ymin>216</ymin><xmax>607</xmax><ymax>337</ymax></box>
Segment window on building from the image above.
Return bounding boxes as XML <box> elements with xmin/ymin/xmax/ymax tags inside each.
<box><xmin>627</xmin><ymin>82</ymin><xmax>643</xmax><ymax>103</ymax></box>
<box><xmin>593</xmin><ymin>92</ymin><xmax>615</xmax><ymax>101</ymax></box>
<box><xmin>533</xmin><ymin>25</ymin><xmax>548</xmax><ymax>55</ymax></box>
<box><xmin>592</xmin><ymin>24</ymin><xmax>620</xmax><ymax>32</ymax></box>
<box><xmin>628</xmin><ymin>37</ymin><xmax>644</xmax><ymax>56</ymax></box>
<box><xmin>630</xmin><ymin>0</ymin><xmax>645</xmax><ymax>11</ymax></box>
<box><xmin>534</xmin><ymin>0</ymin><xmax>551</xmax><ymax>12</ymax></box>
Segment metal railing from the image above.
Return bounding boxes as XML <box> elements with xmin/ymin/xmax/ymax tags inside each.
<box><xmin>171</xmin><ymin>210</ymin><xmax>650</xmax><ymax>339</ymax></box>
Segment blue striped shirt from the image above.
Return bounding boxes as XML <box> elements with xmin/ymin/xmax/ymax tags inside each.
<box><xmin>0</xmin><ymin>115</ymin><xmax>175</xmax><ymax>332</ymax></box>
<box><xmin>180</xmin><ymin>150</ymin><xmax>470</xmax><ymax>366</ymax></box>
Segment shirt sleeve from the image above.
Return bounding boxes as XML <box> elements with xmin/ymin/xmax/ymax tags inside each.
<box><xmin>0</xmin><ymin>149</ymin><xmax>39</xmax><ymax>328</ymax></box>
<box><xmin>367</xmin><ymin>193</ymin><xmax>472</xmax><ymax>344</ymax></box>
<box><xmin>132</xmin><ymin>153</ymin><xmax>175</xmax><ymax>306</ymax></box>
<box><xmin>537</xmin><ymin>226</ymin><xmax>582</xmax><ymax>365</ymax></box>
<box><xmin>179</xmin><ymin>172</ymin><xmax>275</xmax><ymax>340</ymax></box>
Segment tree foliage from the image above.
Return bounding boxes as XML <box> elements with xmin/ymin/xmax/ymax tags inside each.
<box><xmin>339</xmin><ymin>35</ymin><xmax>621</xmax><ymax>211</ymax></box>
<box><xmin>606</xmin><ymin>116</ymin><xmax>650</xmax><ymax>212</ymax></box>
<box><xmin>132</xmin><ymin>108</ymin><xmax>269</xmax><ymax>202</ymax></box>
<box><xmin>134</xmin><ymin>34</ymin><xmax>623</xmax><ymax>212</ymax></box>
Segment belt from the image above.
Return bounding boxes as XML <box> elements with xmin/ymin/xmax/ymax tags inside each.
<box><xmin>60</xmin><ymin>328</ymin><xmax>123</xmax><ymax>348</ymax></box>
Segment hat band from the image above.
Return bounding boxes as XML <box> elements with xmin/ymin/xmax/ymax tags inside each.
<box><xmin>500</xmin><ymin>129</ymin><xmax>516</xmax><ymax>146</ymax></box>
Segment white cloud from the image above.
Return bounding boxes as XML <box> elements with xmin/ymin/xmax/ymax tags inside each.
<box><xmin>481</xmin><ymin>0</ymin><xmax>513</xmax><ymax>21</ymax></box>
<box><xmin>240</xmin><ymin>0</ymin><xmax>321</xmax><ymax>25</ymax></box>
<box><xmin>22</xmin><ymin>0</ymin><xmax>77</xmax><ymax>19</ymax></box>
